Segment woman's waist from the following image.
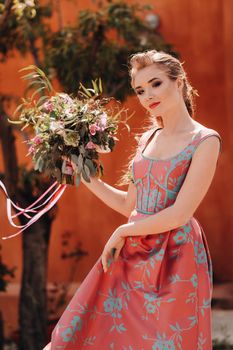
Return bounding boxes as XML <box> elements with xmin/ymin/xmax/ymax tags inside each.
<box><xmin>127</xmin><ymin>208</ymin><xmax>198</xmax><ymax>233</ymax></box>
<box><xmin>128</xmin><ymin>208</ymin><xmax>163</xmax><ymax>221</ymax></box>
<box><xmin>126</xmin><ymin>211</ymin><xmax>201</xmax><ymax>251</ymax></box>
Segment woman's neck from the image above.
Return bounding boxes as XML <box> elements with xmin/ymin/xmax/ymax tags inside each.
<box><xmin>155</xmin><ymin>104</ymin><xmax>196</xmax><ymax>136</ymax></box>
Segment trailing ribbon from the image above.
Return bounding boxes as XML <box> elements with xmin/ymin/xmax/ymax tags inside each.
<box><xmin>0</xmin><ymin>180</ymin><xmax>66</xmax><ymax>240</ymax></box>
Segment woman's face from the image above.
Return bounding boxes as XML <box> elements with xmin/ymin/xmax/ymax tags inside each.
<box><xmin>133</xmin><ymin>63</ymin><xmax>183</xmax><ymax>117</ymax></box>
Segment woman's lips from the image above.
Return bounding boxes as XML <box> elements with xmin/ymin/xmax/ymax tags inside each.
<box><xmin>149</xmin><ymin>102</ymin><xmax>160</xmax><ymax>109</ymax></box>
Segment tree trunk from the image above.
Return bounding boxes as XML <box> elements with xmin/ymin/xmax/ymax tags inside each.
<box><xmin>0</xmin><ymin>111</ymin><xmax>19</xmax><ymax>197</ymax></box>
<box><xmin>19</xmin><ymin>218</ymin><xmax>52</xmax><ymax>350</ymax></box>
<box><xmin>0</xmin><ymin>111</ymin><xmax>56</xmax><ymax>350</ymax></box>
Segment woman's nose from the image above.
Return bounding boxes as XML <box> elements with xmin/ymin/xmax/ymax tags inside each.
<box><xmin>144</xmin><ymin>88</ymin><xmax>155</xmax><ymax>100</ymax></box>
<box><xmin>145</xmin><ymin>93</ymin><xmax>154</xmax><ymax>101</ymax></box>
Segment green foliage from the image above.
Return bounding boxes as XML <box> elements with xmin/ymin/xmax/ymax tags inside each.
<box><xmin>44</xmin><ymin>1</ymin><xmax>178</xmax><ymax>100</ymax></box>
<box><xmin>0</xmin><ymin>0</ymin><xmax>178</xmax><ymax>101</ymax></box>
<box><xmin>9</xmin><ymin>65</ymin><xmax>132</xmax><ymax>185</ymax></box>
<box><xmin>0</xmin><ymin>0</ymin><xmax>52</xmax><ymax>61</ymax></box>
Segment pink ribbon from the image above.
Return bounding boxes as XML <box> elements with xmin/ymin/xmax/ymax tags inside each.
<box><xmin>0</xmin><ymin>180</ymin><xmax>66</xmax><ymax>240</ymax></box>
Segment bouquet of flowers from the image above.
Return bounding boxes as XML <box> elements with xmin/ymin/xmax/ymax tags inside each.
<box><xmin>11</xmin><ymin>65</ymin><xmax>131</xmax><ymax>186</ymax></box>
<box><xmin>1</xmin><ymin>66</ymin><xmax>132</xmax><ymax>239</ymax></box>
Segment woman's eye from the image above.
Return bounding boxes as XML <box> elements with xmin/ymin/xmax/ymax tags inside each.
<box><xmin>136</xmin><ymin>90</ymin><xmax>144</xmax><ymax>95</ymax></box>
<box><xmin>152</xmin><ymin>81</ymin><xmax>162</xmax><ymax>88</ymax></box>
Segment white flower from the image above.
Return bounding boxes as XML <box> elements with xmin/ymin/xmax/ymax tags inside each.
<box><xmin>25</xmin><ymin>0</ymin><xmax>35</xmax><ymax>6</ymax></box>
<box><xmin>98</xmin><ymin>112</ymin><xmax>107</xmax><ymax>130</ymax></box>
<box><xmin>50</xmin><ymin>121</ymin><xmax>65</xmax><ymax>136</ymax></box>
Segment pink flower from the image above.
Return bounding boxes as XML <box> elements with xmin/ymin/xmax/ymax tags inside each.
<box><xmin>28</xmin><ymin>145</ymin><xmax>36</xmax><ymax>154</ymax></box>
<box><xmin>85</xmin><ymin>141</ymin><xmax>96</xmax><ymax>149</ymax></box>
<box><xmin>89</xmin><ymin>123</ymin><xmax>100</xmax><ymax>135</ymax></box>
<box><xmin>43</xmin><ymin>101</ymin><xmax>53</xmax><ymax>112</ymax></box>
<box><xmin>58</xmin><ymin>93</ymin><xmax>73</xmax><ymax>104</ymax></box>
<box><xmin>33</xmin><ymin>136</ymin><xmax>43</xmax><ymax>145</ymax></box>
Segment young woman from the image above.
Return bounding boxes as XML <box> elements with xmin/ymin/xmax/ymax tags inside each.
<box><xmin>44</xmin><ymin>50</ymin><xmax>222</xmax><ymax>350</ymax></box>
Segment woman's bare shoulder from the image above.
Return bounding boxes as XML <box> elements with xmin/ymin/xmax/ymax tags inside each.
<box><xmin>192</xmin><ymin>121</ymin><xmax>220</xmax><ymax>135</ymax></box>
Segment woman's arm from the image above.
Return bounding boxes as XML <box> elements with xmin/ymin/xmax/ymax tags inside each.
<box><xmin>75</xmin><ymin>131</ymin><xmax>146</xmax><ymax>217</ymax></box>
<box><xmin>81</xmin><ymin>176</ymin><xmax>136</xmax><ymax>218</ymax></box>
<box><xmin>119</xmin><ymin>135</ymin><xmax>221</xmax><ymax>237</ymax></box>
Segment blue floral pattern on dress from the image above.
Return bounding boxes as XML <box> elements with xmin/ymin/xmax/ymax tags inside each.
<box><xmin>51</xmin><ymin>128</ymin><xmax>222</xmax><ymax>350</ymax></box>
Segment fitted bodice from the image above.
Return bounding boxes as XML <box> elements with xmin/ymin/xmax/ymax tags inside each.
<box><xmin>131</xmin><ymin>127</ymin><xmax>222</xmax><ymax>216</ymax></box>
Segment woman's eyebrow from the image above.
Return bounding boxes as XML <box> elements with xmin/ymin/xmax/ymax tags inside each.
<box><xmin>135</xmin><ymin>77</ymin><xmax>160</xmax><ymax>90</ymax></box>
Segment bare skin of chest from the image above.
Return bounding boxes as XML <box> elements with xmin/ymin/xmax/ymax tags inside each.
<box><xmin>143</xmin><ymin>127</ymin><xmax>201</xmax><ymax>160</ymax></box>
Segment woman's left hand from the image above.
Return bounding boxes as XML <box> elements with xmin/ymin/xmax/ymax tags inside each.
<box><xmin>101</xmin><ymin>225</ymin><xmax>130</xmax><ymax>273</ymax></box>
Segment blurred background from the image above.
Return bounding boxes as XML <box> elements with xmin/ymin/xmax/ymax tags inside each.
<box><xmin>0</xmin><ymin>0</ymin><xmax>232</xmax><ymax>349</ymax></box>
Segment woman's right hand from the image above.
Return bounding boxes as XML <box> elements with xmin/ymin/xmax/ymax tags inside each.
<box><xmin>61</xmin><ymin>155</ymin><xmax>99</xmax><ymax>186</ymax></box>
<box><xmin>43</xmin><ymin>342</ymin><xmax>51</xmax><ymax>350</ymax></box>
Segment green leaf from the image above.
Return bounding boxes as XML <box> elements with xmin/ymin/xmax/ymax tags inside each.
<box><xmin>81</xmin><ymin>167</ymin><xmax>90</xmax><ymax>183</ymax></box>
<box><xmin>85</xmin><ymin>158</ymin><xmax>96</xmax><ymax>176</ymax></box>
<box><xmin>21</xmin><ymin>73</ymin><xmax>41</xmax><ymax>81</ymax></box>
<box><xmin>79</xmin><ymin>82</ymin><xmax>92</xmax><ymax>97</ymax></box>
<box><xmin>19</xmin><ymin>65</ymin><xmax>38</xmax><ymax>72</ymax></box>
<box><xmin>84</xmin><ymin>164</ymin><xmax>90</xmax><ymax>177</ymax></box>
<box><xmin>98</xmin><ymin>78</ymin><xmax>103</xmax><ymax>94</ymax></box>
<box><xmin>31</xmin><ymin>86</ymin><xmax>46</xmax><ymax>100</ymax></box>
<box><xmin>80</xmin><ymin>125</ymin><xmax>87</xmax><ymax>137</ymax></box>
<box><xmin>50</xmin><ymin>111</ymin><xmax>57</xmax><ymax>119</ymax></box>
<box><xmin>34</xmin><ymin>156</ymin><xmax>42</xmax><ymax>171</ymax></box>
<box><xmin>24</xmin><ymin>81</ymin><xmax>43</xmax><ymax>94</ymax></box>
<box><xmin>8</xmin><ymin>118</ymin><xmax>23</xmax><ymax>125</ymax></box>
<box><xmin>38</xmin><ymin>159</ymin><xmax>44</xmax><ymax>172</ymax></box>
<box><xmin>20</xmin><ymin>65</ymin><xmax>54</xmax><ymax>94</ymax></box>
<box><xmin>91</xmin><ymin>79</ymin><xmax>99</xmax><ymax>94</ymax></box>
<box><xmin>35</xmin><ymin>66</ymin><xmax>46</xmax><ymax>78</ymax></box>
<box><xmin>37</xmin><ymin>95</ymin><xmax>49</xmax><ymax>107</ymax></box>
<box><xmin>21</xmin><ymin>123</ymin><xmax>30</xmax><ymax>131</ymax></box>
<box><xmin>13</xmin><ymin>103</ymin><xmax>24</xmax><ymax>117</ymax></box>
<box><xmin>71</xmin><ymin>154</ymin><xmax>79</xmax><ymax>165</ymax></box>
<box><xmin>77</xmin><ymin>154</ymin><xmax>83</xmax><ymax>173</ymax></box>
<box><xmin>75</xmin><ymin>174</ymin><xmax>81</xmax><ymax>186</ymax></box>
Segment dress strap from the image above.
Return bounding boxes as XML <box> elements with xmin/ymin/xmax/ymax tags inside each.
<box><xmin>191</xmin><ymin>128</ymin><xmax>223</xmax><ymax>154</ymax></box>
<box><xmin>137</xmin><ymin>127</ymin><xmax>162</xmax><ymax>153</ymax></box>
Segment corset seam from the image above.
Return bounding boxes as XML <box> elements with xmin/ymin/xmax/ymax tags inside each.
<box><xmin>145</xmin><ymin>161</ymin><xmax>153</xmax><ymax>212</ymax></box>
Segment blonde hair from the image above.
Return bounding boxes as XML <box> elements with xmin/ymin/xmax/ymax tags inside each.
<box><xmin>117</xmin><ymin>49</ymin><xmax>199</xmax><ymax>186</ymax></box>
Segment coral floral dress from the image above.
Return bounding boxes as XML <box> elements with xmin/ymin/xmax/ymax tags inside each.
<box><xmin>51</xmin><ymin>126</ymin><xmax>222</xmax><ymax>350</ymax></box>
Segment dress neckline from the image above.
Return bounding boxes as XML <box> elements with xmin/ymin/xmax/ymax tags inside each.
<box><xmin>141</xmin><ymin>127</ymin><xmax>202</xmax><ymax>162</ymax></box>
